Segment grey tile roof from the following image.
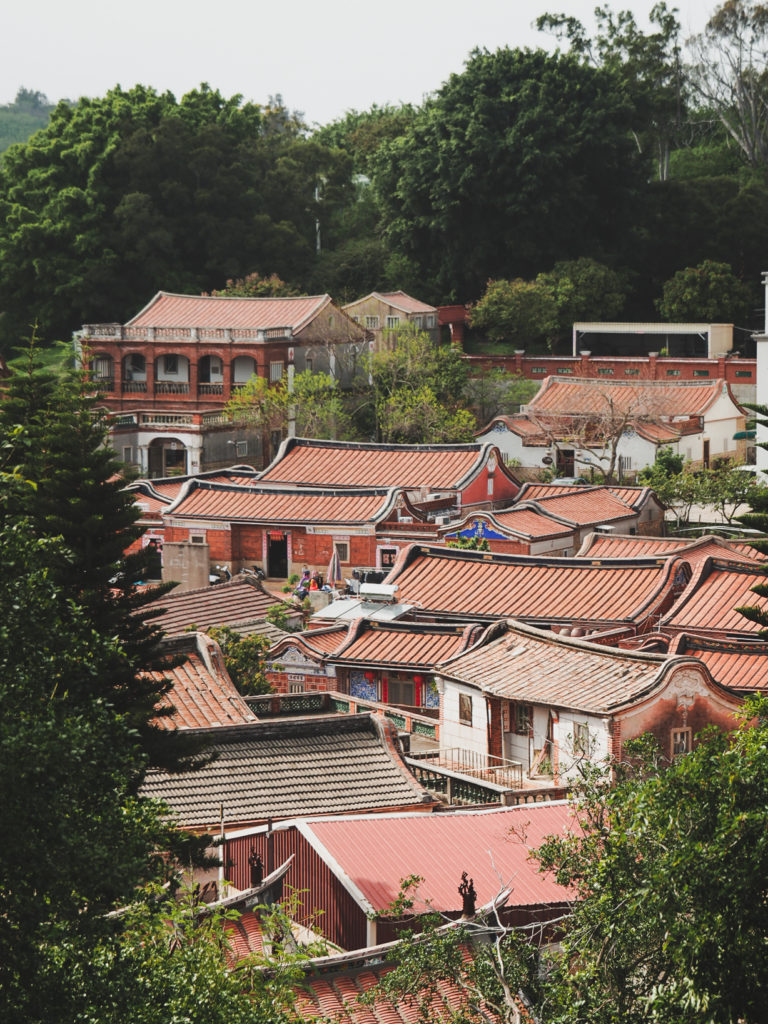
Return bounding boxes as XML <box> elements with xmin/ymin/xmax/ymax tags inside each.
<box><xmin>141</xmin><ymin>714</ymin><xmax>434</xmax><ymax>830</ymax></box>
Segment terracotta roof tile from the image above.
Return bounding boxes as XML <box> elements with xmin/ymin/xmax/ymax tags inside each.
<box><xmin>151</xmin><ymin>633</ymin><xmax>256</xmax><ymax>730</ymax></box>
<box><xmin>462</xmin><ymin>507</ymin><xmax>573</xmax><ymax>540</ymax></box>
<box><xmin>385</xmin><ymin>545</ymin><xmax>680</xmax><ymax>626</ymax></box>
<box><xmin>127</xmin><ymin>291</ymin><xmax>331</xmax><ymax>332</ymax></box>
<box><xmin>258</xmin><ymin>438</ymin><xmax>504</xmax><ymax>491</ymax></box>
<box><xmin>669</xmin><ymin>633</ymin><xmax>768</xmax><ymax>692</ymax></box>
<box><xmin>141</xmin><ymin>716</ymin><xmax>435</xmax><ymax>830</ymax></box>
<box><xmin>523</xmin><ymin>488</ymin><xmax>635</xmax><ymax>527</ymax></box>
<box><xmin>662</xmin><ymin>558</ymin><xmax>768</xmax><ymax>636</ymax></box>
<box><xmin>332</xmin><ymin>621</ymin><xmax>473</xmax><ymax>670</ymax></box>
<box><xmin>439</xmin><ymin>620</ymin><xmax>684</xmax><ymax>713</ymax></box>
<box><xmin>529</xmin><ymin>375</ymin><xmax>731</xmax><ymax>418</ymax></box>
<box><xmin>165</xmin><ymin>481</ymin><xmax>396</xmax><ymax>525</ymax></box>
<box><xmin>145</xmin><ymin>575</ymin><xmax>293</xmax><ymax>638</ymax></box>
<box><xmin>301</xmin><ymin>803</ymin><xmax>575</xmax><ymax>914</ymax></box>
<box><xmin>577</xmin><ymin>532</ymin><xmax>765</xmax><ymax>566</ymax></box>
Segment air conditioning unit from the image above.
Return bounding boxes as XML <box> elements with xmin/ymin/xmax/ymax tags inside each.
<box><xmin>435</xmin><ymin>515</ymin><xmax>451</xmax><ymax>525</ymax></box>
<box><xmin>399</xmin><ymin>515</ymin><xmax>413</xmax><ymax>523</ymax></box>
<box><xmin>595</xmin><ymin>525</ymin><xmax>615</xmax><ymax>534</ymax></box>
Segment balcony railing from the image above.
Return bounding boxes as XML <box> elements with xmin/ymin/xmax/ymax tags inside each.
<box><xmin>409</xmin><ymin>747</ymin><xmax>524</xmax><ymax>789</ymax></box>
<box><xmin>91</xmin><ymin>376</ymin><xmax>114</xmax><ymax>392</ymax></box>
<box><xmin>198</xmin><ymin>382</ymin><xmax>224</xmax><ymax>395</ymax></box>
<box><xmin>122</xmin><ymin>380</ymin><xmax>147</xmax><ymax>393</ymax></box>
<box><xmin>155</xmin><ymin>381</ymin><xmax>190</xmax><ymax>394</ymax></box>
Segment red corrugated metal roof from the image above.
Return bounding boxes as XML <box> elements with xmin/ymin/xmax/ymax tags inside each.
<box><xmin>669</xmin><ymin>633</ymin><xmax>768</xmax><ymax>692</ymax></box>
<box><xmin>127</xmin><ymin>291</ymin><xmax>331</xmax><ymax>332</ymax></box>
<box><xmin>662</xmin><ymin>559</ymin><xmax>768</xmax><ymax>635</ymax></box>
<box><xmin>386</xmin><ymin>546</ymin><xmax>678</xmax><ymax>624</ymax></box>
<box><xmin>529</xmin><ymin>376</ymin><xmax>729</xmax><ymax>417</ymax></box>
<box><xmin>166</xmin><ymin>482</ymin><xmax>396</xmax><ymax>525</ymax></box>
<box><xmin>301</xmin><ymin>804</ymin><xmax>576</xmax><ymax>913</ymax></box>
<box><xmin>259</xmin><ymin>439</ymin><xmax>495</xmax><ymax>490</ymax></box>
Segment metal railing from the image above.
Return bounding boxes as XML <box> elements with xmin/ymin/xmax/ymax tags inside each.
<box><xmin>409</xmin><ymin>747</ymin><xmax>523</xmax><ymax>789</ymax></box>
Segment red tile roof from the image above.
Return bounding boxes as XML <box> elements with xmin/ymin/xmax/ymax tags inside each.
<box><xmin>669</xmin><ymin>633</ymin><xmax>768</xmax><ymax>692</ymax></box>
<box><xmin>299</xmin><ymin>803</ymin><xmax>576</xmax><ymax>914</ymax></box>
<box><xmin>165</xmin><ymin>481</ymin><xmax>398</xmax><ymax>525</ymax></box>
<box><xmin>445</xmin><ymin>507</ymin><xmax>573</xmax><ymax>541</ymax></box>
<box><xmin>438</xmin><ymin>620</ymin><xmax>720</xmax><ymax>714</ymax></box>
<box><xmin>152</xmin><ymin>633</ymin><xmax>256</xmax><ymax>730</ymax></box>
<box><xmin>127</xmin><ymin>291</ymin><xmax>333</xmax><ymax>332</ymax></box>
<box><xmin>385</xmin><ymin>544</ymin><xmax>682</xmax><ymax>626</ymax></box>
<box><xmin>144</xmin><ymin>575</ymin><xmax>295</xmax><ymax>638</ymax></box>
<box><xmin>343</xmin><ymin>290</ymin><xmax>437</xmax><ymax>314</ymax></box>
<box><xmin>577</xmin><ymin>532</ymin><xmax>765</xmax><ymax>567</ymax></box>
<box><xmin>528</xmin><ymin>376</ymin><xmax>733</xmax><ymax>418</ymax></box>
<box><xmin>522</xmin><ymin>488</ymin><xmax>636</xmax><ymax>528</ymax></box>
<box><xmin>258</xmin><ymin>438</ymin><xmax>513</xmax><ymax>491</ymax></box>
<box><xmin>662</xmin><ymin>558</ymin><xmax>768</xmax><ymax>636</ymax></box>
<box><xmin>332</xmin><ymin>621</ymin><xmax>475</xmax><ymax>670</ymax></box>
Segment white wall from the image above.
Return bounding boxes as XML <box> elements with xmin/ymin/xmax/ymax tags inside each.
<box><xmin>439</xmin><ymin>679</ymin><xmax>488</xmax><ymax>758</ymax></box>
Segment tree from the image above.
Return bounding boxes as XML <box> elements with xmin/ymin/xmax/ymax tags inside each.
<box><xmin>372</xmin><ymin>47</ymin><xmax>644</xmax><ymax>299</ymax></box>
<box><xmin>0</xmin><ymin>85</ymin><xmax>353</xmax><ymax>351</ymax></box>
<box><xmin>464</xmin><ymin>368</ymin><xmax>539</xmax><ymax>427</ymax></box>
<box><xmin>536</xmin><ymin>702</ymin><xmax>768</xmax><ymax>1023</ymax></box>
<box><xmin>469</xmin><ymin>279</ymin><xmax>558</xmax><ymax>349</ymax></box>
<box><xmin>225</xmin><ymin>368</ymin><xmax>353</xmax><ymax>440</ymax></box>
<box><xmin>537</xmin><ymin>3</ymin><xmax>686</xmax><ymax>179</ymax></box>
<box><xmin>366</xmin><ymin>326</ymin><xmax>474</xmax><ymax>443</ymax></box>
<box><xmin>207</xmin><ymin>271</ymin><xmax>299</xmax><ymax>297</ymax></box>
<box><xmin>207</xmin><ymin>626</ymin><xmax>272</xmax><ymax>695</ymax></box>
<box><xmin>688</xmin><ymin>0</ymin><xmax>768</xmax><ymax>170</ymax></box>
<box><xmin>536</xmin><ymin>257</ymin><xmax>627</xmax><ymax>340</ymax></box>
<box><xmin>0</xmin><ymin>345</ymin><xmax>189</xmax><ymax>767</ymax></box>
<box><xmin>656</xmin><ymin>259</ymin><xmax>752</xmax><ymax>322</ymax></box>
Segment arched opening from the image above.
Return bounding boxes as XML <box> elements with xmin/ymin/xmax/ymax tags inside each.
<box><xmin>147</xmin><ymin>437</ymin><xmax>187</xmax><ymax>478</ymax></box>
<box><xmin>90</xmin><ymin>352</ymin><xmax>114</xmax><ymax>389</ymax></box>
<box><xmin>199</xmin><ymin>354</ymin><xmax>224</xmax><ymax>393</ymax></box>
<box><xmin>123</xmin><ymin>353</ymin><xmax>146</xmax><ymax>392</ymax></box>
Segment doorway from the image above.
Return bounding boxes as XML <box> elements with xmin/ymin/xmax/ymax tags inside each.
<box><xmin>267</xmin><ymin>532</ymin><xmax>288</xmax><ymax>578</ymax></box>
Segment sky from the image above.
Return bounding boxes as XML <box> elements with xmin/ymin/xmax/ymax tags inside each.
<box><xmin>3</xmin><ymin>0</ymin><xmax>713</xmax><ymax>128</ymax></box>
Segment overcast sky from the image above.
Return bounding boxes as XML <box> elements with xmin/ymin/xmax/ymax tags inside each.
<box><xmin>3</xmin><ymin>0</ymin><xmax>713</xmax><ymax>128</ymax></box>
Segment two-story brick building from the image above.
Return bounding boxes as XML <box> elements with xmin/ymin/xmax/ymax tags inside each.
<box><xmin>77</xmin><ymin>291</ymin><xmax>367</xmax><ymax>477</ymax></box>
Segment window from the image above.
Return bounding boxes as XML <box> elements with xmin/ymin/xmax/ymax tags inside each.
<box><xmin>502</xmin><ymin>700</ymin><xmax>512</xmax><ymax>732</ymax></box>
<box><xmin>459</xmin><ymin>693</ymin><xmax>473</xmax><ymax>725</ymax></box>
<box><xmin>289</xmin><ymin>680</ymin><xmax>305</xmax><ymax>694</ymax></box>
<box><xmin>334</xmin><ymin>541</ymin><xmax>349</xmax><ymax>563</ymax></box>
<box><xmin>385</xmin><ymin>316</ymin><xmax>400</xmax><ymax>329</ymax></box>
<box><xmin>122</xmin><ymin>446</ymin><xmax>133</xmax><ymax>464</ymax></box>
<box><xmin>426</xmin><ymin>315</ymin><xmax>436</xmax><ymax>328</ymax></box>
<box><xmin>557</xmin><ymin>367</ymin><xmax>574</xmax><ymax>374</ymax></box>
<box><xmin>380</xmin><ymin>547</ymin><xmax>398</xmax><ymax>569</ymax></box>
<box><xmin>619</xmin><ymin>455</ymin><xmax>632</xmax><ymax>473</ymax></box>
<box><xmin>487</xmin><ymin>476</ymin><xmax>494</xmax><ymax>497</ymax></box>
<box><xmin>190</xmin><ymin>533</ymin><xmax>206</xmax><ymax>544</ymax></box>
<box><xmin>573</xmin><ymin>722</ymin><xmax>589</xmax><ymax>755</ymax></box>
<box><xmin>693</xmin><ymin>369</ymin><xmax>710</xmax><ymax>377</ymax></box>
<box><xmin>412</xmin><ymin>315</ymin><xmax>423</xmax><ymax>328</ymax></box>
<box><xmin>235</xmin><ymin>440</ymin><xmax>248</xmax><ymax>457</ymax></box>
<box><xmin>365</xmin><ymin>315</ymin><xmax>379</xmax><ymax>329</ymax></box>
<box><xmin>532</xmin><ymin>366</ymin><xmax>546</xmax><ymax>374</ymax></box>
<box><xmin>269</xmin><ymin>361</ymin><xmax>284</xmax><ymax>382</ymax></box>
<box><xmin>514</xmin><ymin>703</ymin><xmax>532</xmax><ymax>735</ymax></box>
<box><xmin>93</xmin><ymin>356</ymin><xmax>112</xmax><ymax>379</ymax></box>
<box><xmin>305</xmin><ymin>357</ymin><xmax>313</xmax><ymax>373</ymax></box>
<box><xmin>625</xmin><ymin>368</ymin><xmax>640</xmax><ymax>376</ymax></box>
<box><xmin>672</xmin><ymin>728</ymin><xmax>692</xmax><ymax>756</ymax></box>
<box><xmin>736</xmin><ymin>370</ymin><xmax>753</xmax><ymax>378</ymax></box>
<box><xmin>666</xmin><ymin>369</ymin><xmax>681</xmax><ymax>376</ymax></box>
<box><xmin>389</xmin><ymin>679</ymin><xmax>415</xmax><ymax>705</ymax></box>
<box><xmin>328</xmin><ymin>315</ymin><xmax>334</xmax><ymax>326</ymax></box>
<box><xmin>597</xmin><ymin>367</ymin><xmax>614</xmax><ymax>375</ymax></box>
<box><xmin>164</xmin><ymin>354</ymin><xmax>178</xmax><ymax>375</ymax></box>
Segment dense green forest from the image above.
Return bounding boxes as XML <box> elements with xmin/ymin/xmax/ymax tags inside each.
<box><xmin>0</xmin><ymin>88</ymin><xmax>58</xmax><ymax>154</ymax></box>
<box><xmin>1</xmin><ymin>1</ymin><xmax>768</xmax><ymax>354</ymax></box>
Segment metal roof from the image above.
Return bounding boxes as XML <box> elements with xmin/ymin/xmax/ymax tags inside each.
<box><xmin>298</xmin><ymin>803</ymin><xmax>576</xmax><ymax>914</ymax></box>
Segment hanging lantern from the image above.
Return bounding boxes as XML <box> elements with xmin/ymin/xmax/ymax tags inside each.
<box><xmin>364</xmin><ymin>670</ymin><xmax>375</xmax><ymax>682</ymax></box>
